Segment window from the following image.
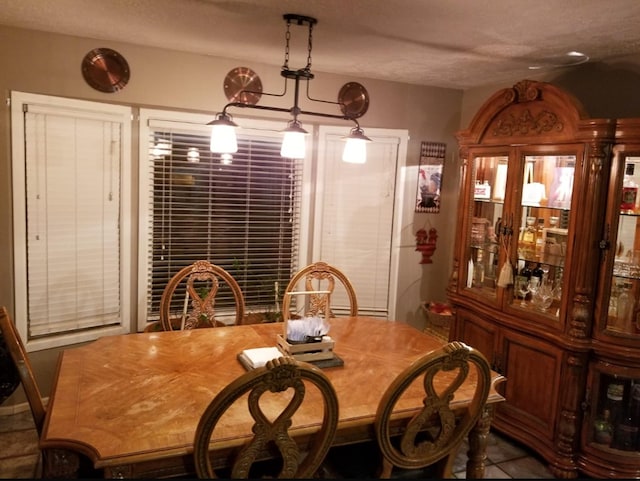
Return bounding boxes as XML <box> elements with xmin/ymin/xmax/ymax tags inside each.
<box><xmin>11</xmin><ymin>92</ymin><xmax>132</xmax><ymax>351</ymax></box>
<box><xmin>316</xmin><ymin>126</ymin><xmax>408</xmax><ymax>320</ymax></box>
<box><xmin>138</xmin><ymin>110</ymin><xmax>307</xmax><ymax>328</ymax></box>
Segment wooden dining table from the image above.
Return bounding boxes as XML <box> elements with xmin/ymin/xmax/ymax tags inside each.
<box><xmin>40</xmin><ymin>316</ymin><xmax>505</xmax><ymax>478</ymax></box>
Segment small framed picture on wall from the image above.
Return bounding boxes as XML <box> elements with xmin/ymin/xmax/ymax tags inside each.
<box><xmin>415</xmin><ymin>141</ymin><xmax>446</xmax><ymax>213</ymax></box>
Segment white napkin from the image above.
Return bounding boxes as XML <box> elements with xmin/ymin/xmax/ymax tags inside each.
<box><xmin>241</xmin><ymin>346</ymin><xmax>283</xmax><ymax>368</ymax></box>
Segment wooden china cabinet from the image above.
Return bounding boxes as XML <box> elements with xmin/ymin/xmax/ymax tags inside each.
<box><xmin>579</xmin><ymin>118</ymin><xmax>640</xmax><ymax>478</ymax></box>
<box><xmin>447</xmin><ymin>79</ymin><xmax>618</xmax><ymax>478</ymax></box>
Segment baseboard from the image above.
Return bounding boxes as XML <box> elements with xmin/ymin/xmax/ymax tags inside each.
<box><xmin>0</xmin><ymin>397</ymin><xmax>49</xmax><ymax>416</ymax></box>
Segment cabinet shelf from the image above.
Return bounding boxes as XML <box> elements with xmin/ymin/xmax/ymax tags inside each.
<box><xmin>516</xmin><ymin>252</ymin><xmax>565</xmax><ymax>269</ymax></box>
<box><xmin>474</xmin><ymin>198</ymin><xmax>504</xmax><ymax>205</ymax></box>
<box><xmin>620</xmin><ymin>210</ymin><xmax>640</xmax><ymax>217</ymax></box>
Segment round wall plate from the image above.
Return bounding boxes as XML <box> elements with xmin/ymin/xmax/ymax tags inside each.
<box><xmin>224</xmin><ymin>67</ymin><xmax>263</xmax><ymax>105</ymax></box>
<box><xmin>338</xmin><ymin>82</ymin><xmax>370</xmax><ymax>118</ymax></box>
<box><xmin>81</xmin><ymin>48</ymin><xmax>130</xmax><ymax>93</ymax></box>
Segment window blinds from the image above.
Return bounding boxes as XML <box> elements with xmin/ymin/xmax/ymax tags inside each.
<box><xmin>24</xmin><ymin>106</ymin><xmax>123</xmax><ymax>337</ymax></box>
<box><xmin>144</xmin><ymin>118</ymin><xmax>303</xmax><ymax>321</ymax></box>
<box><xmin>316</xmin><ymin>131</ymin><xmax>401</xmax><ymax>318</ymax></box>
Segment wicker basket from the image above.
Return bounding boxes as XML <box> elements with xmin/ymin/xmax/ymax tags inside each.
<box><xmin>420</xmin><ymin>301</ymin><xmax>453</xmax><ymax>340</ymax></box>
<box><xmin>422</xmin><ymin>301</ymin><xmax>453</xmax><ymax>329</ymax></box>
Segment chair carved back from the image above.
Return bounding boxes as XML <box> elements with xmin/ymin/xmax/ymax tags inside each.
<box><xmin>374</xmin><ymin>341</ymin><xmax>491</xmax><ymax>478</ymax></box>
<box><xmin>193</xmin><ymin>356</ymin><xmax>339</xmax><ymax>479</ymax></box>
<box><xmin>282</xmin><ymin>261</ymin><xmax>357</xmax><ymax>319</ymax></box>
<box><xmin>159</xmin><ymin>260</ymin><xmax>245</xmax><ymax>330</ymax></box>
<box><xmin>0</xmin><ymin>306</ymin><xmax>46</xmax><ymax>436</ymax></box>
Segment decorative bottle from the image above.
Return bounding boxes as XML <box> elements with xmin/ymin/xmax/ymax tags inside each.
<box><xmin>473</xmin><ymin>250</ymin><xmax>485</xmax><ymax>288</ymax></box>
<box><xmin>617</xmin><ymin>283</ymin><xmax>634</xmax><ymax>332</ymax></box>
<box><xmin>520</xmin><ymin>262</ymin><xmax>532</xmax><ymax>280</ymax></box>
<box><xmin>535</xmin><ymin>218</ymin><xmax>545</xmax><ymax>257</ymax></box>
<box><xmin>531</xmin><ymin>263</ymin><xmax>544</xmax><ymax>288</ymax></box>
<box><xmin>605</xmin><ymin>381</ymin><xmax>626</xmax><ymax>434</ymax></box>
<box><xmin>593</xmin><ymin>409</ymin><xmax>613</xmax><ymax>446</ymax></box>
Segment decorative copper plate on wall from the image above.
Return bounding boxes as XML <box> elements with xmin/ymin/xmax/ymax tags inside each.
<box><xmin>223</xmin><ymin>67</ymin><xmax>263</xmax><ymax>105</ymax></box>
<box><xmin>81</xmin><ymin>48</ymin><xmax>130</xmax><ymax>93</ymax></box>
<box><xmin>338</xmin><ymin>82</ymin><xmax>370</xmax><ymax>118</ymax></box>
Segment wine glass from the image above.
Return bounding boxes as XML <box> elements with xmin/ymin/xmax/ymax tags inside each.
<box><xmin>534</xmin><ymin>281</ymin><xmax>553</xmax><ymax>311</ymax></box>
<box><xmin>515</xmin><ymin>277</ymin><xmax>531</xmax><ymax>307</ymax></box>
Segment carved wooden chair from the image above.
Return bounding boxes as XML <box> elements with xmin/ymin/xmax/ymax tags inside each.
<box><xmin>0</xmin><ymin>306</ymin><xmax>46</xmax><ymax>435</ymax></box>
<box><xmin>193</xmin><ymin>356</ymin><xmax>339</xmax><ymax>479</ymax></box>
<box><xmin>0</xmin><ymin>306</ymin><xmax>98</xmax><ymax>477</ymax></box>
<box><xmin>159</xmin><ymin>260</ymin><xmax>246</xmax><ymax>330</ymax></box>
<box><xmin>324</xmin><ymin>341</ymin><xmax>491</xmax><ymax>478</ymax></box>
<box><xmin>281</xmin><ymin>261</ymin><xmax>358</xmax><ymax>319</ymax></box>
<box><xmin>374</xmin><ymin>341</ymin><xmax>491</xmax><ymax>478</ymax></box>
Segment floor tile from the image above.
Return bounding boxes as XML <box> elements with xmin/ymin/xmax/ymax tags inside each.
<box><xmin>0</xmin><ymin>410</ymin><xmax>35</xmax><ymax>433</ymax></box>
<box><xmin>0</xmin><ymin>453</ymin><xmax>41</xmax><ymax>479</ymax></box>
<box><xmin>452</xmin><ymin>445</ymin><xmax>469</xmax><ymax>474</ymax></box>
<box><xmin>497</xmin><ymin>455</ymin><xmax>555</xmax><ymax>479</ymax></box>
<box><xmin>454</xmin><ymin>463</ymin><xmax>513</xmax><ymax>479</ymax></box>
<box><xmin>486</xmin><ymin>431</ymin><xmax>529</xmax><ymax>463</ymax></box>
<box><xmin>0</xmin><ymin>428</ymin><xmax>39</xmax><ymax>458</ymax></box>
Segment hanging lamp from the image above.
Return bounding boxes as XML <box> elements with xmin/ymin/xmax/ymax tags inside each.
<box><xmin>208</xmin><ymin>13</ymin><xmax>371</xmax><ymax>162</ymax></box>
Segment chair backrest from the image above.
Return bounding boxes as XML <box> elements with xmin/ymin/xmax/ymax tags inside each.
<box><xmin>159</xmin><ymin>260</ymin><xmax>246</xmax><ymax>330</ymax></box>
<box><xmin>374</xmin><ymin>341</ymin><xmax>491</xmax><ymax>478</ymax></box>
<box><xmin>0</xmin><ymin>306</ymin><xmax>46</xmax><ymax>436</ymax></box>
<box><xmin>281</xmin><ymin>261</ymin><xmax>358</xmax><ymax>319</ymax></box>
<box><xmin>193</xmin><ymin>356</ymin><xmax>339</xmax><ymax>479</ymax></box>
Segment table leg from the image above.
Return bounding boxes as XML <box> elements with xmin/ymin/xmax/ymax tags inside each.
<box><xmin>465</xmin><ymin>403</ymin><xmax>495</xmax><ymax>479</ymax></box>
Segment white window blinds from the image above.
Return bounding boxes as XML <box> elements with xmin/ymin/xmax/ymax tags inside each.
<box><xmin>140</xmin><ymin>114</ymin><xmax>303</xmax><ymax>323</ymax></box>
<box><xmin>316</xmin><ymin>128</ymin><xmax>406</xmax><ymax>319</ymax></box>
<box><xmin>11</xmin><ymin>94</ymin><xmax>132</xmax><ymax>349</ymax></box>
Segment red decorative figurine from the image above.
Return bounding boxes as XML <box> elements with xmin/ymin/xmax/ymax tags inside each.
<box><xmin>415</xmin><ymin>227</ymin><xmax>438</xmax><ymax>264</ymax></box>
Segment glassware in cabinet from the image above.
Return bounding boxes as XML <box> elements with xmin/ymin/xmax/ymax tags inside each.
<box><xmin>511</xmin><ymin>154</ymin><xmax>574</xmax><ymax>318</ymax></box>
<box><xmin>465</xmin><ymin>155</ymin><xmax>507</xmax><ymax>296</ymax></box>
<box><xmin>605</xmin><ymin>156</ymin><xmax>640</xmax><ymax>337</ymax></box>
<box><xmin>587</xmin><ymin>369</ymin><xmax>640</xmax><ymax>455</ymax></box>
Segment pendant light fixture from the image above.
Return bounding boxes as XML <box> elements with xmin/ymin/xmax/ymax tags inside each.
<box><xmin>208</xmin><ymin>13</ymin><xmax>371</xmax><ymax>162</ymax></box>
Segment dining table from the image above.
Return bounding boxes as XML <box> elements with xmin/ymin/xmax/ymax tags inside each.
<box><xmin>40</xmin><ymin>316</ymin><xmax>505</xmax><ymax>478</ymax></box>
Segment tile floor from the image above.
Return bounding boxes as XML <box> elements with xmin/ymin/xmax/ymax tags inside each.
<box><xmin>450</xmin><ymin>429</ymin><xmax>554</xmax><ymax>479</ymax></box>
<box><xmin>0</xmin><ymin>408</ymin><xmax>555</xmax><ymax>479</ymax></box>
<box><xmin>0</xmin><ymin>410</ymin><xmax>41</xmax><ymax>479</ymax></box>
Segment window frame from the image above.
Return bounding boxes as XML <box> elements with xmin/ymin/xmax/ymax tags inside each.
<box><xmin>11</xmin><ymin>91</ymin><xmax>133</xmax><ymax>351</ymax></box>
<box><xmin>137</xmin><ymin>109</ymin><xmax>313</xmax><ymax>330</ymax></box>
<box><xmin>316</xmin><ymin>126</ymin><xmax>409</xmax><ymax>321</ymax></box>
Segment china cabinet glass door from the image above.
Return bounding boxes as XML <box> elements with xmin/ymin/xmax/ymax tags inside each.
<box><xmin>602</xmin><ymin>155</ymin><xmax>640</xmax><ymax>338</ymax></box>
<box><xmin>465</xmin><ymin>150</ymin><xmax>576</xmax><ymax>319</ymax></box>
<box><xmin>509</xmin><ymin>153</ymin><xmax>575</xmax><ymax>321</ymax></box>
<box><xmin>465</xmin><ymin>154</ymin><xmax>507</xmax><ymax>301</ymax></box>
<box><xmin>585</xmin><ymin>363</ymin><xmax>640</xmax><ymax>456</ymax></box>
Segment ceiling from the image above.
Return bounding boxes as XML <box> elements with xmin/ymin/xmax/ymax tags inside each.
<box><xmin>3</xmin><ymin>0</ymin><xmax>640</xmax><ymax>90</ymax></box>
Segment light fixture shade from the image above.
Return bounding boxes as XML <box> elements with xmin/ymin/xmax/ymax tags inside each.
<box><xmin>280</xmin><ymin>121</ymin><xmax>308</xmax><ymax>159</ymax></box>
<box><xmin>152</xmin><ymin>138</ymin><xmax>172</xmax><ymax>157</ymax></box>
<box><xmin>187</xmin><ymin>147</ymin><xmax>200</xmax><ymax>163</ymax></box>
<box><xmin>208</xmin><ymin>113</ymin><xmax>238</xmax><ymax>153</ymax></box>
<box><xmin>342</xmin><ymin>127</ymin><xmax>371</xmax><ymax>164</ymax></box>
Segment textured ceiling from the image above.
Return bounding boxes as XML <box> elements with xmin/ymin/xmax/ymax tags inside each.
<box><xmin>2</xmin><ymin>0</ymin><xmax>640</xmax><ymax>90</ymax></box>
